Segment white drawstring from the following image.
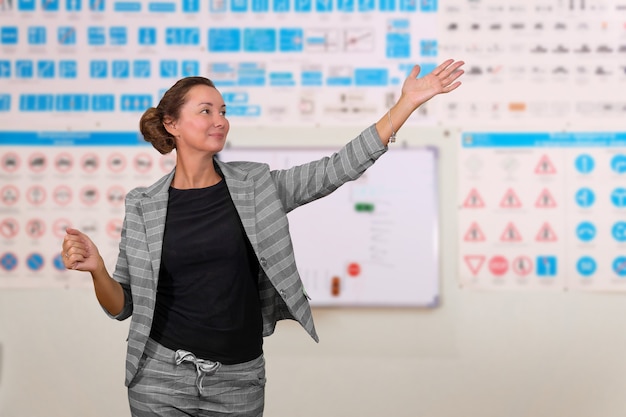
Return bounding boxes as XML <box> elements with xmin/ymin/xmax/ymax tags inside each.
<box><xmin>174</xmin><ymin>349</ymin><xmax>221</xmax><ymax>395</ymax></box>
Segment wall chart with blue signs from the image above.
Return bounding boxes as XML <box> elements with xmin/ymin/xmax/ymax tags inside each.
<box><xmin>0</xmin><ymin>0</ymin><xmax>440</xmax><ymax>129</ymax></box>
<box><xmin>3</xmin><ymin>0</ymin><xmax>626</xmax><ymax>129</ymax></box>
<box><xmin>458</xmin><ymin>131</ymin><xmax>626</xmax><ymax>292</ymax></box>
<box><xmin>0</xmin><ymin>131</ymin><xmax>173</xmax><ymax>288</ymax></box>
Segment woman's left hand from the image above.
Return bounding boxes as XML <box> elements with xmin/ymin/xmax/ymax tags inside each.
<box><xmin>401</xmin><ymin>59</ymin><xmax>465</xmax><ymax>109</ymax></box>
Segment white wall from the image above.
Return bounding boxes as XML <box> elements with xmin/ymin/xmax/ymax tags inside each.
<box><xmin>2</xmin><ymin>125</ymin><xmax>626</xmax><ymax>417</ymax></box>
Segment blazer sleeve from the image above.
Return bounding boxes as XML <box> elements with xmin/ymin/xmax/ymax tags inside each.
<box><xmin>271</xmin><ymin>124</ymin><xmax>387</xmax><ymax>213</ymax></box>
<box><xmin>103</xmin><ymin>196</ymin><xmax>137</xmax><ymax>321</ymax></box>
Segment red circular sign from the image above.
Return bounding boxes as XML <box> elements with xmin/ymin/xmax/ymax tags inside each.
<box><xmin>0</xmin><ymin>218</ymin><xmax>19</xmax><ymax>239</ymax></box>
<box><xmin>0</xmin><ymin>185</ymin><xmax>19</xmax><ymax>206</ymax></box>
<box><xmin>512</xmin><ymin>256</ymin><xmax>533</xmax><ymax>276</ymax></box>
<box><xmin>26</xmin><ymin>185</ymin><xmax>46</xmax><ymax>206</ymax></box>
<box><xmin>25</xmin><ymin>218</ymin><xmax>46</xmax><ymax>239</ymax></box>
<box><xmin>106</xmin><ymin>185</ymin><xmax>125</xmax><ymax>206</ymax></box>
<box><xmin>80</xmin><ymin>185</ymin><xmax>100</xmax><ymax>206</ymax></box>
<box><xmin>488</xmin><ymin>255</ymin><xmax>509</xmax><ymax>276</ymax></box>
<box><xmin>134</xmin><ymin>152</ymin><xmax>153</xmax><ymax>174</ymax></box>
<box><xmin>107</xmin><ymin>152</ymin><xmax>127</xmax><ymax>173</ymax></box>
<box><xmin>52</xmin><ymin>185</ymin><xmax>73</xmax><ymax>206</ymax></box>
<box><xmin>347</xmin><ymin>262</ymin><xmax>361</xmax><ymax>277</ymax></box>
<box><xmin>54</xmin><ymin>152</ymin><xmax>74</xmax><ymax>173</ymax></box>
<box><xmin>81</xmin><ymin>153</ymin><xmax>100</xmax><ymax>173</ymax></box>
<box><xmin>28</xmin><ymin>152</ymin><xmax>47</xmax><ymax>173</ymax></box>
<box><xmin>1</xmin><ymin>152</ymin><xmax>20</xmax><ymax>173</ymax></box>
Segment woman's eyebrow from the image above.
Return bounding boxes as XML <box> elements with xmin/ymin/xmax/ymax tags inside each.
<box><xmin>197</xmin><ymin>102</ymin><xmax>226</xmax><ymax>108</ymax></box>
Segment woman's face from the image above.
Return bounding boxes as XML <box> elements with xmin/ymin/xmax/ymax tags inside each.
<box><xmin>167</xmin><ymin>84</ymin><xmax>229</xmax><ymax>156</ymax></box>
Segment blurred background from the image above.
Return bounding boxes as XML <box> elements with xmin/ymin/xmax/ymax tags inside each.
<box><xmin>2</xmin><ymin>0</ymin><xmax>626</xmax><ymax>416</ymax></box>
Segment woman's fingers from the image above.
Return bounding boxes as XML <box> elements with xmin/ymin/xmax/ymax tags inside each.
<box><xmin>438</xmin><ymin>61</ymin><xmax>464</xmax><ymax>92</ymax></box>
<box><xmin>62</xmin><ymin>229</ymin><xmax>90</xmax><ymax>269</ymax></box>
<box><xmin>431</xmin><ymin>59</ymin><xmax>455</xmax><ymax>77</ymax></box>
<box><xmin>64</xmin><ymin>245</ymin><xmax>88</xmax><ymax>260</ymax></box>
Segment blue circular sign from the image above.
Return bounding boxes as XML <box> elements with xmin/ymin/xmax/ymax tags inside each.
<box><xmin>575</xmin><ymin>154</ymin><xmax>595</xmax><ymax>174</ymax></box>
<box><xmin>26</xmin><ymin>253</ymin><xmax>44</xmax><ymax>271</ymax></box>
<box><xmin>576</xmin><ymin>221</ymin><xmax>596</xmax><ymax>242</ymax></box>
<box><xmin>575</xmin><ymin>187</ymin><xmax>595</xmax><ymax>208</ymax></box>
<box><xmin>53</xmin><ymin>253</ymin><xmax>66</xmax><ymax>271</ymax></box>
<box><xmin>577</xmin><ymin>256</ymin><xmax>597</xmax><ymax>277</ymax></box>
<box><xmin>610</xmin><ymin>187</ymin><xmax>626</xmax><ymax>208</ymax></box>
<box><xmin>612</xmin><ymin>222</ymin><xmax>626</xmax><ymax>242</ymax></box>
<box><xmin>613</xmin><ymin>257</ymin><xmax>626</xmax><ymax>277</ymax></box>
<box><xmin>611</xmin><ymin>154</ymin><xmax>626</xmax><ymax>174</ymax></box>
<box><xmin>0</xmin><ymin>252</ymin><xmax>18</xmax><ymax>271</ymax></box>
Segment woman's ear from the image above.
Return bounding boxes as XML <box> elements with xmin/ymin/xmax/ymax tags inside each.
<box><xmin>162</xmin><ymin>116</ymin><xmax>177</xmax><ymax>136</ymax></box>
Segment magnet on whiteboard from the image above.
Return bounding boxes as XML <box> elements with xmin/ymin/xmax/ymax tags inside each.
<box><xmin>331</xmin><ymin>276</ymin><xmax>341</xmax><ymax>297</ymax></box>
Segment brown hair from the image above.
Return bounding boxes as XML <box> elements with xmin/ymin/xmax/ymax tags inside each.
<box><xmin>139</xmin><ymin>77</ymin><xmax>217</xmax><ymax>154</ymax></box>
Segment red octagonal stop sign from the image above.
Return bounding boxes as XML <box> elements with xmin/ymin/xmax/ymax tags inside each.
<box><xmin>489</xmin><ymin>255</ymin><xmax>508</xmax><ymax>276</ymax></box>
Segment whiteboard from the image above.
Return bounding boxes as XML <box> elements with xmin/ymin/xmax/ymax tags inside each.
<box><xmin>219</xmin><ymin>147</ymin><xmax>440</xmax><ymax>308</ymax></box>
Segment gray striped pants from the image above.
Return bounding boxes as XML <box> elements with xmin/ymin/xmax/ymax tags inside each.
<box><xmin>128</xmin><ymin>338</ymin><xmax>266</xmax><ymax>417</ymax></box>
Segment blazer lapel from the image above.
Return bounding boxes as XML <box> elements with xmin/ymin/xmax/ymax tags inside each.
<box><xmin>215</xmin><ymin>159</ymin><xmax>258</xmax><ymax>250</ymax></box>
<box><xmin>139</xmin><ymin>170</ymin><xmax>174</xmax><ymax>283</ymax></box>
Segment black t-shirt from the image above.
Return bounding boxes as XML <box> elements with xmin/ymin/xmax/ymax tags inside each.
<box><xmin>149</xmin><ymin>179</ymin><xmax>263</xmax><ymax>364</ymax></box>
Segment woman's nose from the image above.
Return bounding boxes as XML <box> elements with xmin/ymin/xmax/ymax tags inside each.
<box><xmin>215</xmin><ymin>113</ymin><xmax>228</xmax><ymax>126</ymax></box>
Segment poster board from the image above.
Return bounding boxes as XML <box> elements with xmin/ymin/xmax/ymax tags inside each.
<box><xmin>219</xmin><ymin>146</ymin><xmax>440</xmax><ymax>307</ymax></box>
<box><xmin>458</xmin><ymin>131</ymin><xmax>626</xmax><ymax>292</ymax></box>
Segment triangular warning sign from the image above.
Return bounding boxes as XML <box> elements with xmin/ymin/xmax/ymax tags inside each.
<box><xmin>463</xmin><ymin>188</ymin><xmax>485</xmax><ymax>208</ymax></box>
<box><xmin>500</xmin><ymin>222</ymin><xmax>522</xmax><ymax>242</ymax></box>
<box><xmin>464</xmin><ymin>222</ymin><xmax>486</xmax><ymax>242</ymax></box>
<box><xmin>535</xmin><ymin>154</ymin><xmax>557</xmax><ymax>174</ymax></box>
<box><xmin>535</xmin><ymin>188</ymin><xmax>557</xmax><ymax>208</ymax></box>
<box><xmin>536</xmin><ymin>222</ymin><xmax>558</xmax><ymax>242</ymax></box>
<box><xmin>500</xmin><ymin>188</ymin><xmax>522</xmax><ymax>208</ymax></box>
<box><xmin>464</xmin><ymin>255</ymin><xmax>486</xmax><ymax>275</ymax></box>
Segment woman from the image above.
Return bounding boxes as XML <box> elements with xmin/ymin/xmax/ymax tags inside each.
<box><xmin>61</xmin><ymin>58</ymin><xmax>464</xmax><ymax>416</ymax></box>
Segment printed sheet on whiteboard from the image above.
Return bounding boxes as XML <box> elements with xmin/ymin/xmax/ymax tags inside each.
<box><xmin>219</xmin><ymin>147</ymin><xmax>440</xmax><ymax>308</ymax></box>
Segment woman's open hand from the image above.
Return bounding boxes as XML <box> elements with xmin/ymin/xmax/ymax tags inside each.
<box><xmin>401</xmin><ymin>59</ymin><xmax>465</xmax><ymax>109</ymax></box>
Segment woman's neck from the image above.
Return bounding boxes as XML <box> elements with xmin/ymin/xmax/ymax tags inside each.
<box><xmin>172</xmin><ymin>156</ymin><xmax>221</xmax><ymax>189</ymax></box>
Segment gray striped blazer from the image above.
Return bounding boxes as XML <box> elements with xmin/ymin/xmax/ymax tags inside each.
<box><xmin>109</xmin><ymin>124</ymin><xmax>387</xmax><ymax>386</ymax></box>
